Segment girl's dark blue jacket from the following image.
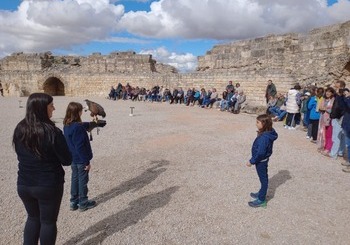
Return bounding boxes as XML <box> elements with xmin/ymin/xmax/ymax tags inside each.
<box><xmin>64</xmin><ymin>122</ymin><xmax>93</xmax><ymax>165</ymax></box>
<box><xmin>249</xmin><ymin>128</ymin><xmax>278</xmax><ymax>164</ymax></box>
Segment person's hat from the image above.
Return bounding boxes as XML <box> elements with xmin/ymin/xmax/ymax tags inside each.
<box><xmin>305</xmin><ymin>92</ymin><xmax>311</xmax><ymax>96</ymax></box>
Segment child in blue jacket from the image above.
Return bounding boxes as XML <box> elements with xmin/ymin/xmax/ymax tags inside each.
<box><xmin>246</xmin><ymin>114</ymin><xmax>278</xmax><ymax>208</ymax></box>
<box><xmin>307</xmin><ymin>87</ymin><xmax>323</xmax><ymax>143</ymax></box>
<box><xmin>63</xmin><ymin>102</ymin><xmax>96</xmax><ymax>212</ymax></box>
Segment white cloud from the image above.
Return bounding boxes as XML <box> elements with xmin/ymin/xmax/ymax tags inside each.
<box><xmin>0</xmin><ymin>0</ymin><xmax>124</xmax><ymax>56</ymax></box>
<box><xmin>99</xmin><ymin>36</ymin><xmax>151</xmax><ymax>44</ymax></box>
<box><xmin>327</xmin><ymin>0</ymin><xmax>350</xmax><ymax>22</ymax></box>
<box><xmin>1</xmin><ymin>0</ymin><xmax>350</xmax><ymax>71</ymax></box>
<box><xmin>119</xmin><ymin>0</ymin><xmax>350</xmax><ymax>39</ymax></box>
<box><xmin>140</xmin><ymin>47</ymin><xmax>197</xmax><ymax>72</ymax></box>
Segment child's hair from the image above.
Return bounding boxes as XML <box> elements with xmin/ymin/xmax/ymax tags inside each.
<box><xmin>316</xmin><ymin>87</ymin><xmax>324</xmax><ymax>97</ymax></box>
<box><xmin>257</xmin><ymin>114</ymin><xmax>273</xmax><ymax>135</ymax></box>
<box><xmin>63</xmin><ymin>102</ymin><xmax>83</xmax><ymax>125</ymax></box>
<box><xmin>325</xmin><ymin>87</ymin><xmax>336</xmax><ymax>97</ymax></box>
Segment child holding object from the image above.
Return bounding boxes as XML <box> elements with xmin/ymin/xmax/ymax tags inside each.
<box><xmin>63</xmin><ymin>102</ymin><xmax>98</xmax><ymax>212</ymax></box>
<box><xmin>246</xmin><ymin>114</ymin><xmax>278</xmax><ymax>208</ymax></box>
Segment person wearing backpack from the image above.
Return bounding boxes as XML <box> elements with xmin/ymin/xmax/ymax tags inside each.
<box><xmin>329</xmin><ymin>80</ymin><xmax>346</xmax><ymax>159</ymax></box>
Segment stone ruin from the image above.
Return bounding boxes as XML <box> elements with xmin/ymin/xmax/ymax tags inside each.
<box><xmin>0</xmin><ymin>51</ymin><xmax>177</xmax><ymax>97</ymax></box>
<box><xmin>0</xmin><ymin>20</ymin><xmax>349</xmax><ymax>106</ymax></box>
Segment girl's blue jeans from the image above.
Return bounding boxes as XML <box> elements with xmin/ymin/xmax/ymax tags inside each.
<box><xmin>70</xmin><ymin>163</ymin><xmax>89</xmax><ymax>206</ymax></box>
<box><xmin>255</xmin><ymin>160</ymin><xmax>269</xmax><ymax>201</ymax></box>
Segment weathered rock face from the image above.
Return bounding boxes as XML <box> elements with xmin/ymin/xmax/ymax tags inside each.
<box><xmin>0</xmin><ymin>21</ymin><xmax>349</xmax><ymax>106</ymax></box>
<box><xmin>195</xmin><ymin>20</ymin><xmax>350</xmax><ymax>102</ymax></box>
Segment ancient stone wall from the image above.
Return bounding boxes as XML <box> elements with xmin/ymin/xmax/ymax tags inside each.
<box><xmin>197</xmin><ymin>21</ymin><xmax>350</xmax><ymax>87</ymax></box>
<box><xmin>1</xmin><ymin>21</ymin><xmax>349</xmax><ymax>106</ymax></box>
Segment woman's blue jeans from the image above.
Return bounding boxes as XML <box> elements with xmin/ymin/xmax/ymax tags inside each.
<box><xmin>71</xmin><ymin>164</ymin><xmax>89</xmax><ymax>206</ymax></box>
<box><xmin>255</xmin><ymin>160</ymin><xmax>269</xmax><ymax>201</ymax></box>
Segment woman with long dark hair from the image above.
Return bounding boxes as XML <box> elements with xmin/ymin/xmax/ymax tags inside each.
<box><xmin>13</xmin><ymin>93</ymin><xmax>72</xmax><ymax>245</ymax></box>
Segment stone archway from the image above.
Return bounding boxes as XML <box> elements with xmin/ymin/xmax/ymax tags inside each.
<box><xmin>43</xmin><ymin>77</ymin><xmax>65</xmax><ymax>96</ymax></box>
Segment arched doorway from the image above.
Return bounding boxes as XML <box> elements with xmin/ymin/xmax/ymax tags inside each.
<box><xmin>43</xmin><ymin>77</ymin><xmax>65</xmax><ymax>96</ymax></box>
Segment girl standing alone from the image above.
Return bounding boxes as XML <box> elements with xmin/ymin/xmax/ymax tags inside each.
<box><xmin>246</xmin><ymin>114</ymin><xmax>278</xmax><ymax>208</ymax></box>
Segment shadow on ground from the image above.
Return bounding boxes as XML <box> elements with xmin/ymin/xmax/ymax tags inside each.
<box><xmin>63</xmin><ymin>186</ymin><xmax>179</xmax><ymax>245</ymax></box>
<box><xmin>93</xmin><ymin>160</ymin><xmax>170</xmax><ymax>205</ymax></box>
<box><xmin>267</xmin><ymin>170</ymin><xmax>292</xmax><ymax>200</ymax></box>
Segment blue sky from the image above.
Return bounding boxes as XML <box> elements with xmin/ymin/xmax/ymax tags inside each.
<box><xmin>0</xmin><ymin>0</ymin><xmax>349</xmax><ymax>72</ymax></box>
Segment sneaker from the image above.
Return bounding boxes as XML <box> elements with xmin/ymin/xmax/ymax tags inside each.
<box><xmin>321</xmin><ymin>151</ymin><xmax>330</xmax><ymax>157</ymax></box>
<box><xmin>248</xmin><ymin>199</ymin><xmax>267</xmax><ymax>208</ymax></box>
<box><xmin>284</xmin><ymin>125</ymin><xmax>288</xmax><ymax>129</ymax></box>
<box><xmin>79</xmin><ymin>200</ymin><xmax>96</xmax><ymax>212</ymax></box>
<box><xmin>250</xmin><ymin>192</ymin><xmax>259</xmax><ymax>199</ymax></box>
<box><xmin>342</xmin><ymin>166</ymin><xmax>350</xmax><ymax>173</ymax></box>
<box><xmin>328</xmin><ymin>154</ymin><xmax>337</xmax><ymax>160</ymax></box>
<box><xmin>70</xmin><ymin>202</ymin><xmax>78</xmax><ymax>211</ymax></box>
<box><xmin>341</xmin><ymin>162</ymin><xmax>350</xmax><ymax>167</ymax></box>
<box><xmin>288</xmin><ymin>126</ymin><xmax>296</xmax><ymax>130</ymax></box>
<box><xmin>306</xmin><ymin>136</ymin><xmax>311</xmax><ymax>139</ymax></box>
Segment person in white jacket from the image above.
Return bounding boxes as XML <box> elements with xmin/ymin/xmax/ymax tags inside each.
<box><xmin>285</xmin><ymin>84</ymin><xmax>302</xmax><ymax>129</ymax></box>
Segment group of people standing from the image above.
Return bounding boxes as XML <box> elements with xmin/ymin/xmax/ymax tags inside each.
<box><xmin>266</xmin><ymin>79</ymin><xmax>350</xmax><ymax>172</ymax></box>
<box><xmin>13</xmin><ymin>93</ymin><xmax>102</xmax><ymax>244</ymax></box>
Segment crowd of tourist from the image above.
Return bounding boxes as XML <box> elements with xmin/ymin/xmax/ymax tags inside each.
<box><xmin>265</xmin><ymin>80</ymin><xmax>350</xmax><ymax>173</ymax></box>
<box><xmin>11</xmin><ymin>78</ymin><xmax>350</xmax><ymax>243</ymax></box>
<box><xmin>107</xmin><ymin>79</ymin><xmax>350</xmax><ymax>172</ymax></box>
<box><xmin>107</xmin><ymin>81</ymin><xmax>247</xmax><ymax>113</ymax></box>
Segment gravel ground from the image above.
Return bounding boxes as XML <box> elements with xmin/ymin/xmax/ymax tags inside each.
<box><xmin>0</xmin><ymin>96</ymin><xmax>349</xmax><ymax>245</ymax></box>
